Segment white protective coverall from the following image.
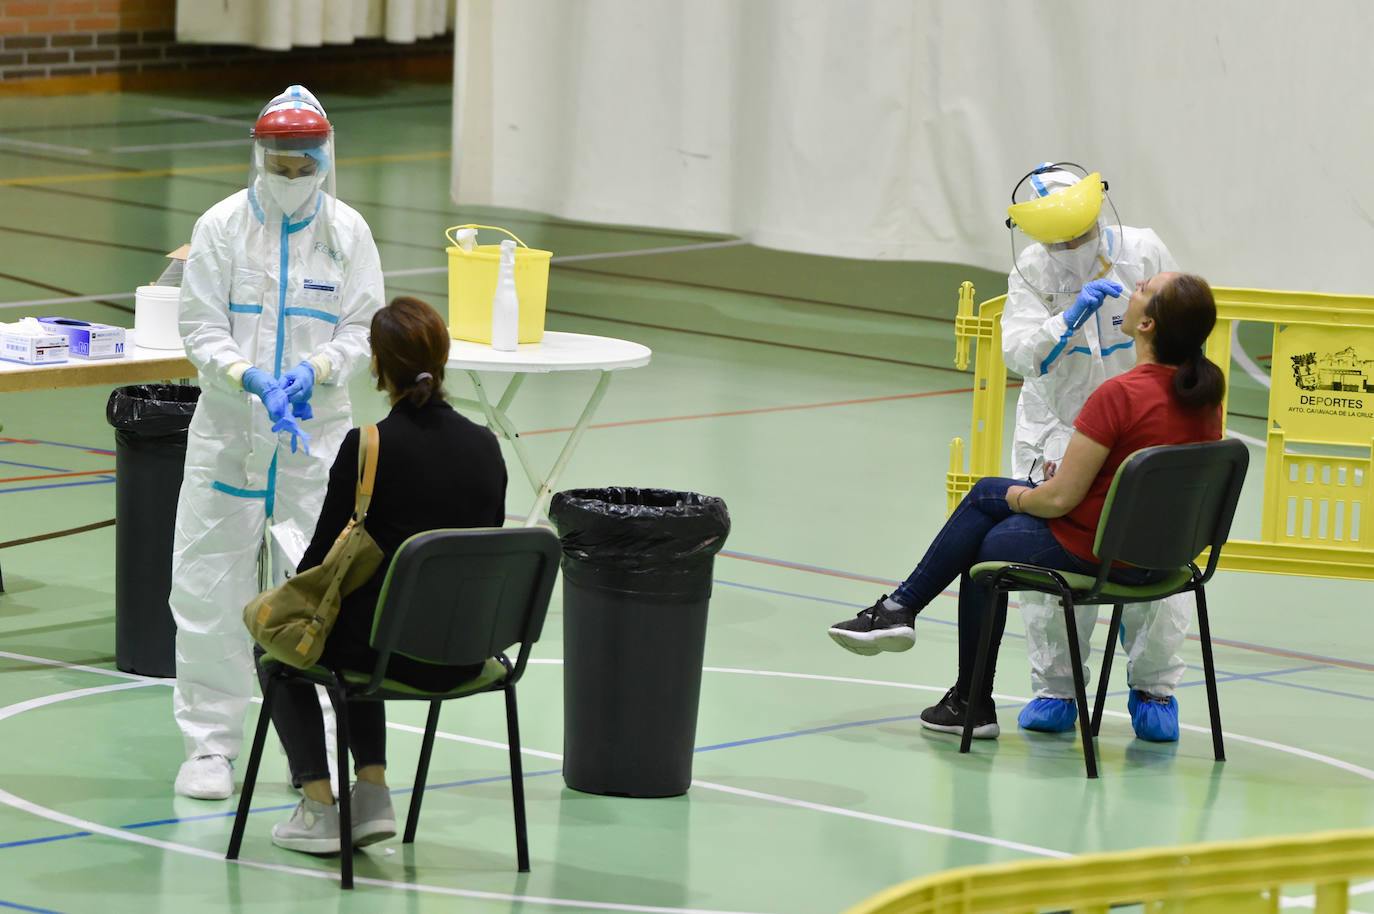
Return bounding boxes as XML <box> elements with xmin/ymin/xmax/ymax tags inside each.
<box><xmin>1001</xmin><ymin>220</ymin><xmax>1190</xmax><ymax>699</ymax></box>
<box><xmin>169</xmin><ymin>168</ymin><xmax>382</xmax><ymax>760</ymax></box>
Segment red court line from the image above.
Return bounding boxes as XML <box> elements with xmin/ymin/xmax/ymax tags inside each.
<box><xmin>0</xmin><ymin>437</ymin><xmax>113</xmax><ymax>455</ymax></box>
<box><xmin>721</xmin><ymin>551</ymin><xmax>1374</xmax><ymax>673</ymax></box>
<box><xmin>0</xmin><ymin>468</ymin><xmax>116</xmax><ymax>484</ymax></box>
<box><xmin>521</xmin><ymin>383</ymin><xmax>1019</xmax><ymax>436</ymax></box>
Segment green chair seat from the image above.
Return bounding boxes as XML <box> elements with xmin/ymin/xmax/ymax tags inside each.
<box><xmin>970</xmin><ymin>562</ymin><xmax>1195</xmax><ymax>602</ymax></box>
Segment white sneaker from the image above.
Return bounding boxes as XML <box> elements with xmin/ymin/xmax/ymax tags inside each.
<box><xmin>350</xmin><ymin>780</ymin><xmax>397</xmax><ymax>847</ymax></box>
<box><xmin>272</xmin><ymin>797</ymin><xmax>341</xmax><ymax>854</ymax></box>
<box><xmin>174</xmin><ymin>754</ymin><xmax>233</xmax><ymax>800</ymax></box>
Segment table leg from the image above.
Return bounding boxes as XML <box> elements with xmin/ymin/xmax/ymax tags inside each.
<box><xmin>462</xmin><ymin>369</ymin><xmax>614</xmax><ymax>527</ymax></box>
<box><xmin>526</xmin><ymin>370</ymin><xmax>612</xmax><ymax>526</ymax></box>
<box><xmin>465</xmin><ymin>372</ymin><xmax>546</xmax><ymax>505</ymax></box>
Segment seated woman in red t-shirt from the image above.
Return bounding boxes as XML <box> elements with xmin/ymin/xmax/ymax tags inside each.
<box><xmin>827</xmin><ymin>272</ymin><xmax>1226</xmax><ymax>739</ymax></box>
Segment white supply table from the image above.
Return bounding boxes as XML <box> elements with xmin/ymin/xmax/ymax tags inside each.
<box><xmin>447</xmin><ymin>330</ymin><xmax>652</xmax><ymax>526</ymax></box>
<box><xmin>0</xmin><ymin>338</ymin><xmax>193</xmax><ymax>393</ymax></box>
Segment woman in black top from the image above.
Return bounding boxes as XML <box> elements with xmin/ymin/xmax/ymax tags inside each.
<box><xmin>261</xmin><ymin>296</ymin><xmax>507</xmax><ymax>855</ymax></box>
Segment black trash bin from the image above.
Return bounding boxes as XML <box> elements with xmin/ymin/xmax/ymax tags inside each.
<box><xmin>106</xmin><ymin>384</ymin><xmax>200</xmax><ymax>677</ymax></box>
<box><xmin>549</xmin><ymin>487</ymin><xmax>730</xmax><ymax>798</ymax></box>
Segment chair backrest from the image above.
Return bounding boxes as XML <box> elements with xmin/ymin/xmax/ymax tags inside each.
<box><xmin>365</xmin><ymin>527</ymin><xmax>561</xmax><ymax>681</ymax></box>
<box><xmin>1092</xmin><ymin>439</ymin><xmax>1250</xmax><ymax>582</ymax></box>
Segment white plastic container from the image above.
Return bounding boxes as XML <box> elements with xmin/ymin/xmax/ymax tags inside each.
<box><xmin>134</xmin><ymin>284</ymin><xmax>185</xmax><ymax>351</ymax></box>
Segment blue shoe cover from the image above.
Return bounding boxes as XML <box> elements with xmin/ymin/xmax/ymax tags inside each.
<box><xmin>1017</xmin><ymin>697</ymin><xmax>1078</xmax><ymax>732</ymax></box>
<box><xmin>1129</xmin><ymin>690</ymin><xmax>1180</xmax><ymax>742</ymax></box>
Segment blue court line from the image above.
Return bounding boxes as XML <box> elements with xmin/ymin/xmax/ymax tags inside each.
<box><xmin>0</xmin><ymin>768</ymin><xmax>570</xmax><ymax>850</ymax></box>
<box><xmin>0</xmin><ymin>899</ymin><xmax>65</xmax><ymax>914</ymax></box>
<box><xmin>0</xmin><ymin>460</ymin><xmax>74</xmax><ymax>473</ymax></box>
<box><xmin>0</xmin><ymin>664</ymin><xmax>1361</xmax><ymax>855</ymax></box>
<box><xmin>518</xmin><ymin>512</ymin><xmax>1374</xmax><ymax>675</ymax></box>
<box><xmin>0</xmin><ymin>479</ymin><xmax>114</xmax><ymax>495</ymax></box>
<box><xmin>0</xmin><ymin>440</ymin><xmax>114</xmax><ymax>457</ymax></box>
<box><xmin>715</xmin><ymin>577</ymin><xmax>1374</xmax><ymax>679</ymax></box>
<box><xmin>697</xmin><ymin>713</ymin><xmax>922</xmax><ymax>753</ymax></box>
<box><xmin>4</xmin><ymin>668</ymin><xmax>1349</xmax><ymax>851</ymax></box>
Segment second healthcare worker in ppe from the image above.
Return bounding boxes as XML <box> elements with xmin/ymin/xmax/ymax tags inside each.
<box><xmin>999</xmin><ymin>162</ymin><xmax>1189</xmax><ymax>741</ymax></box>
<box><xmin>170</xmin><ymin>85</ymin><xmax>384</xmax><ymax>799</ymax></box>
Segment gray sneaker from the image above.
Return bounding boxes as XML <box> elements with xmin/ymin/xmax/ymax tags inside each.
<box><xmin>351</xmin><ymin>780</ymin><xmax>397</xmax><ymax>847</ymax></box>
<box><xmin>271</xmin><ymin>796</ymin><xmax>341</xmax><ymax>854</ymax></box>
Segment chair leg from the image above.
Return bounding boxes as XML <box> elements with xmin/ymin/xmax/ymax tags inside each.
<box><xmin>1093</xmin><ymin>604</ymin><xmax>1125</xmax><ymax>736</ymax></box>
<box><xmin>960</xmin><ymin>590</ymin><xmax>1005</xmax><ymax>755</ymax></box>
<box><xmin>1194</xmin><ymin>586</ymin><xmax>1226</xmax><ymax>762</ymax></box>
<box><xmin>226</xmin><ymin>674</ymin><xmax>279</xmax><ymax>860</ymax></box>
<box><xmin>404</xmin><ymin>701</ymin><xmax>443</xmax><ymax>844</ymax></box>
<box><xmin>1061</xmin><ymin>593</ymin><xmax>1098</xmax><ymax>779</ymax></box>
<box><xmin>325</xmin><ymin>683</ymin><xmax>354</xmax><ymax>889</ymax></box>
<box><xmin>505</xmin><ymin>684</ymin><xmax>530</xmax><ymax>873</ymax></box>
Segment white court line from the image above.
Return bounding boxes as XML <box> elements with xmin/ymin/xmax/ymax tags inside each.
<box><xmin>1231</xmin><ymin>321</ymin><xmax>1272</xmax><ymax>390</ymax></box>
<box><xmin>0</xmin><ymin>239</ymin><xmax>750</xmax><ymax>311</ymax></box>
<box><xmin>1282</xmin><ymin>879</ymin><xmax>1374</xmax><ymax>908</ymax></box>
<box><xmin>1</xmin><ymin>291</ymin><xmax>135</xmax><ymax>311</ymax></box>
<box><xmin>0</xmin><ymin>673</ymin><xmax>772</xmax><ymax>914</ymax></box>
<box><xmin>691</xmin><ymin>781</ymin><xmax>1071</xmax><ymax>859</ymax></box>
<box><xmin>366</xmin><ymin>239</ymin><xmax>751</xmax><ymax>280</ymax></box>
<box><xmin>1227</xmin><ymin>428</ymin><xmax>1266</xmax><ymax>448</ymax></box>
<box><xmin>550</xmin><ymin>239</ymin><xmax>748</xmax><ymax>263</ymax></box>
<box><xmin>110</xmin><ymin>139</ymin><xmax>251</xmax><ymax>153</ymax></box>
<box><xmin>0</xmin><ymin>137</ymin><xmax>91</xmax><ymax>156</ymax></box>
<box><xmin>148</xmin><ymin>107</ymin><xmax>255</xmax><ymax>129</ymax></box>
<box><xmin>4</xmin><ymin>652</ymin><xmax>1373</xmax><ymax>910</ymax></box>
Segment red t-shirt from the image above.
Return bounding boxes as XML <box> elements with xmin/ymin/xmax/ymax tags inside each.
<box><xmin>1049</xmin><ymin>362</ymin><xmax>1223</xmax><ymax>562</ymax></box>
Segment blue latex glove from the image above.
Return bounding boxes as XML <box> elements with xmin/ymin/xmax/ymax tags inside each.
<box><xmin>291</xmin><ymin>399</ymin><xmax>313</xmax><ymax>422</ymax></box>
<box><xmin>272</xmin><ymin>413</ymin><xmax>312</xmax><ymax>455</ymax></box>
<box><xmin>242</xmin><ymin>367</ymin><xmax>288</xmax><ymax>422</ymax></box>
<box><xmin>280</xmin><ymin>361</ymin><xmax>315</xmax><ymax>404</ymax></box>
<box><xmin>1063</xmin><ymin>279</ymin><xmax>1123</xmax><ymax>331</ymax></box>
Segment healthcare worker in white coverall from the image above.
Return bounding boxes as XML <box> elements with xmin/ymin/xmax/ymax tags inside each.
<box><xmin>171</xmin><ymin>85</ymin><xmax>383</xmax><ymax>799</ymax></box>
<box><xmin>1001</xmin><ymin>162</ymin><xmax>1189</xmax><ymax>742</ymax></box>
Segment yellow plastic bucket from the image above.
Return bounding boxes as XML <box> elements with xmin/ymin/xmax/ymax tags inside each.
<box><xmin>445</xmin><ymin>224</ymin><xmax>552</xmax><ymax>344</ymax></box>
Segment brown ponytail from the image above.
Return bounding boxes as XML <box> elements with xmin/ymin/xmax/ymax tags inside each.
<box><xmin>369</xmin><ymin>296</ymin><xmax>450</xmax><ymax>407</ymax></box>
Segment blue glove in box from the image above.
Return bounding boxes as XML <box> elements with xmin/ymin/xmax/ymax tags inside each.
<box><xmin>38</xmin><ymin>317</ymin><xmax>126</xmax><ymax>359</ymax></box>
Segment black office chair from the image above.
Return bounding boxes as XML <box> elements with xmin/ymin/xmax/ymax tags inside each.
<box><xmin>961</xmin><ymin>439</ymin><xmax>1250</xmax><ymax>778</ymax></box>
<box><xmin>227</xmin><ymin>526</ymin><xmax>561</xmax><ymax>888</ymax></box>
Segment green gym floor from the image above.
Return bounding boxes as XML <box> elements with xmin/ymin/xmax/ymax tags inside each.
<box><xmin>0</xmin><ymin>81</ymin><xmax>1371</xmax><ymax>914</ymax></box>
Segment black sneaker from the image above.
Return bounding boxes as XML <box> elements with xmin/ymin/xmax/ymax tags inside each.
<box><xmin>919</xmin><ymin>687</ymin><xmax>1000</xmax><ymax>739</ymax></box>
<box><xmin>827</xmin><ymin>595</ymin><xmax>916</xmax><ymax>656</ymax></box>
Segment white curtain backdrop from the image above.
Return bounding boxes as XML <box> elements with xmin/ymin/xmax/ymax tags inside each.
<box><xmin>176</xmin><ymin>0</ymin><xmax>452</xmax><ymax>50</ymax></box>
<box><xmin>452</xmin><ymin>0</ymin><xmax>1374</xmax><ymax>295</ymax></box>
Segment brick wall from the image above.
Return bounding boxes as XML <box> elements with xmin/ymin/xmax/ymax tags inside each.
<box><xmin>0</xmin><ymin>0</ymin><xmax>452</xmax><ymax>86</ymax></box>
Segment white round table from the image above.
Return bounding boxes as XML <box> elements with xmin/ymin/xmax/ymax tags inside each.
<box><xmin>447</xmin><ymin>331</ymin><xmax>652</xmax><ymax>525</ymax></box>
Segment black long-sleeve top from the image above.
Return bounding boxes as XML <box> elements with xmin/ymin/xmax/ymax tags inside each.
<box><xmin>299</xmin><ymin>394</ymin><xmax>507</xmax><ymax>685</ymax></box>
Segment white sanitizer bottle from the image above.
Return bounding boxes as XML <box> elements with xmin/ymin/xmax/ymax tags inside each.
<box><xmin>491</xmin><ymin>238</ymin><xmax>520</xmax><ymax>351</ymax></box>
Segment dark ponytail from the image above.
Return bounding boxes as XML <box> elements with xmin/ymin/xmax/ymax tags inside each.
<box><xmin>1145</xmin><ymin>273</ymin><xmax>1226</xmax><ymax>411</ymax></box>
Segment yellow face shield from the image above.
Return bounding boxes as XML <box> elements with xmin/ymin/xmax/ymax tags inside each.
<box><xmin>1006</xmin><ymin>173</ymin><xmax>1105</xmax><ymax>244</ymax></box>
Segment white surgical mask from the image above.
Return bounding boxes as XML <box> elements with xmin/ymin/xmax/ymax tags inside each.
<box><xmin>262</xmin><ymin>173</ymin><xmax>321</xmax><ymax>216</ymax></box>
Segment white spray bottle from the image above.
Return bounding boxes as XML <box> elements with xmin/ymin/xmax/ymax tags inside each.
<box><xmin>490</xmin><ymin>238</ymin><xmax>520</xmax><ymax>351</ymax></box>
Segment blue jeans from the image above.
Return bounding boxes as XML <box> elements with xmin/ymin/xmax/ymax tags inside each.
<box><xmin>891</xmin><ymin>477</ymin><xmax>1163</xmax><ymax>702</ymax></box>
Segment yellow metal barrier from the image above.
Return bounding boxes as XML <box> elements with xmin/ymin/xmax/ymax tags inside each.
<box><xmin>843</xmin><ymin>828</ymin><xmax>1374</xmax><ymax>914</ymax></box>
<box><xmin>947</xmin><ymin>285</ymin><xmax>1374</xmax><ymax>581</ymax></box>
